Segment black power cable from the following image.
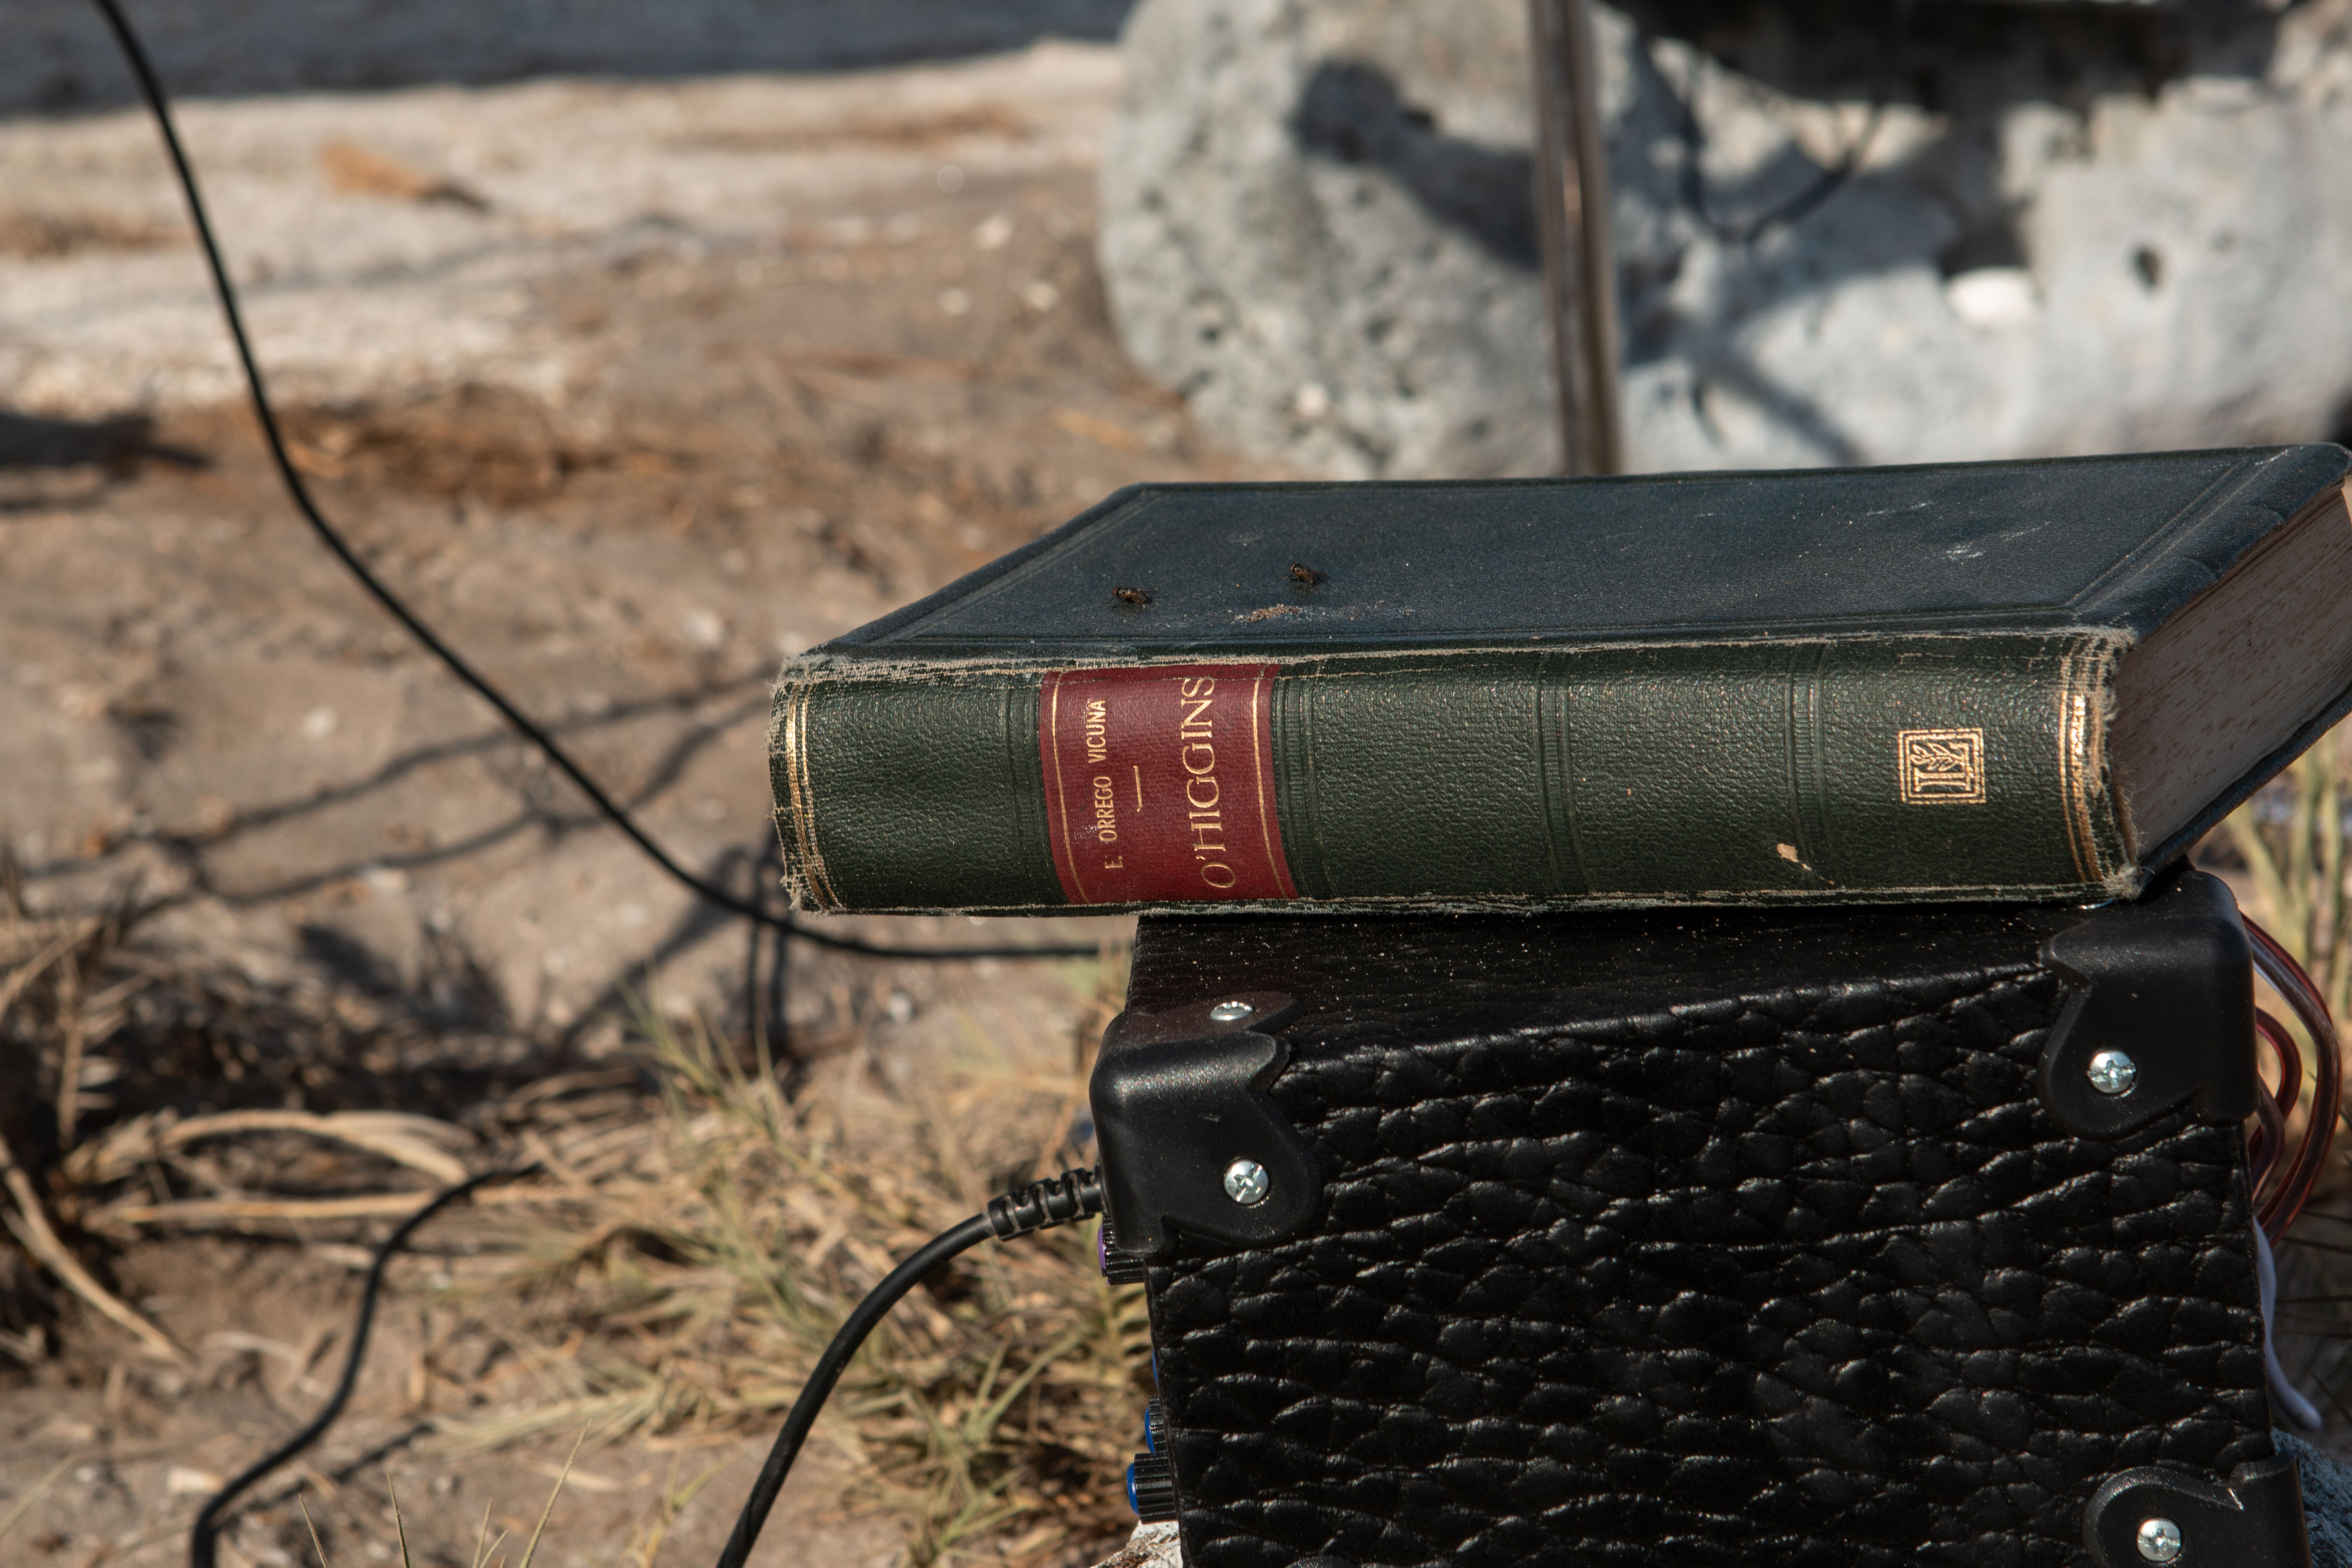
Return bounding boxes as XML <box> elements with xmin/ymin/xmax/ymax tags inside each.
<box><xmin>190</xmin><ymin>1165</ymin><xmax>531</xmax><ymax>1568</ymax></box>
<box><xmin>180</xmin><ymin>1165</ymin><xmax>1106</xmax><ymax>1568</ymax></box>
<box><xmin>85</xmin><ymin>0</ymin><xmax>1096</xmax><ymax>964</ymax></box>
<box><xmin>718</xmin><ymin>1218</ymin><xmax>992</xmax><ymax>1566</ymax></box>
<box><xmin>715</xmin><ymin>1170</ymin><xmax>1107</xmax><ymax>1568</ymax></box>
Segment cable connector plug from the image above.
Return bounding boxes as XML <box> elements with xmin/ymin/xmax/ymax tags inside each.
<box><xmin>1098</xmin><ymin>1223</ymin><xmax>1148</xmax><ymax>1284</ymax></box>
<box><xmin>986</xmin><ymin>1167</ymin><xmax>1106</xmax><ymax>1240</ymax></box>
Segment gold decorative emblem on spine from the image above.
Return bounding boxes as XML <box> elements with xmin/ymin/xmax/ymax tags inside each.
<box><xmin>1896</xmin><ymin>727</ymin><xmax>1987</xmax><ymax>805</ymax></box>
<box><xmin>780</xmin><ymin>684</ymin><xmax>842</xmax><ymax>909</ymax></box>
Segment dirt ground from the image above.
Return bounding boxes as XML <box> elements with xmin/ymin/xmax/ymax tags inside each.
<box><xmin>0</xmin><ymin>41</ymin><xmax>1280</xmax><ymax>1568</ymax></box>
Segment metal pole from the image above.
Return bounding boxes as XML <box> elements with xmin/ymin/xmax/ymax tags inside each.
<box><xmin>1528</xmin><ymin>0</ymin><xmax>1625</xmax><ymax>475</ymax></box>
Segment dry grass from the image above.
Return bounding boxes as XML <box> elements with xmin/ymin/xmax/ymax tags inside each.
<box><xmin>0</xmin><ymin>863</ymin><xmax>1145</xmax><ymax>1567</ymax></box>
<box><xmin>294</xmin><ymin>1443</ymin><xmax>579</xmax><ymax>1568</ymax></box>
<box><xmin>2223</xmin><ymin>729</ymin><xmax>2352</xmax><ymax>1014</ymax></box>
<box><xmin>435</xmin><ymin>994</ymin><xmax>1149</xmax><ymax>1567</ymax></box>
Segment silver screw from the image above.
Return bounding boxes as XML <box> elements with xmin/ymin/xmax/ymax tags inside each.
<box><xmin>1209</xmin><ymin>1000</ymin><xmax>1254</xmax><ymax>1023</ymax></box>
<box><xmin>1222</xmin><ymin>1158</ymin><xmax>1271</xmax><ymax>1206</ymax></box>
<box><xmin>2136</xmin><ymin>1516</ymin><xmax>2182</xmax><ymax>1563</ymax></box>
<box><xmin>2087</xmin><ymin>1049</ymin><xmax>2139</xmax><ymax>1096</ymax></box>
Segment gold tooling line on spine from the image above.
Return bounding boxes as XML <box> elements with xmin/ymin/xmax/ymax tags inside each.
<box><xmin>1047</xmin><ymin>674</ymin><xmax>1092</xmax><ymax>904</ymax></box>
<box><xmin>2055</xmin><ymin>641</ymin><xmax>2102</xmax><ymax>885</ymax></box>
<box><xmin>782</xmin><ymin>684</ymin><xmax>842</xmax><ymax>909</ymax></box>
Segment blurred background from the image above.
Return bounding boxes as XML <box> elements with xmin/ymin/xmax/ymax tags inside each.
<box><xmin>4</xmin><ymin>2</ymin><xmax>2352</xmax><ymax>1565</ymax></box>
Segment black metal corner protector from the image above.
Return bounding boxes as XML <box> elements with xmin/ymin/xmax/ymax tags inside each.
<box><xmin>2083</xmin><ymin>1453</ymin><xmax>2310</xmax><ymax>1568</ymax></box>
<box><xmin>1087</xmin><ymin>989</ymin><xmax>1319</xmax><ymax>1256</ymax></box>
<box><xmin>2037</xmin><ymin>867</ymin><xmax>2259</xmax><ymax>1139</ymax></box>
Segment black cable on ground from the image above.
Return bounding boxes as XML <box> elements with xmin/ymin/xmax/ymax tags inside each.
<box><xmin>86</xmin><ymin>0</ymin><xmax>1096</xmax><ymax>964</ymax></box>
<box><xmin>714</xmin><ymin>1170</ymin><xmax>1107</xmax><ymax>1568</ymax></box>
<box><xmin>189</xmin><ymin>1166</ymin><xmax>529</xmax><ymax>1568</ymax></box>
<box><xmin>715</xmin><ymin>1216</ymin><xmax>993</xmax><ymax>1568</ymax></box>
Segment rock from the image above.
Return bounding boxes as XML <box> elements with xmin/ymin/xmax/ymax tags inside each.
<box><xmin>1100</xmin><ymin>0</ymin><xmax>1555</xmax><ymax>479</ymax></box>
<box><xmin>1099</xmin><ymin>0</ymin><xmax>2352</xmax><ymax>478</ymax></box>
<box><xmin>1094</xmin><ymin>1522</ymin><xmax>1184</xmax><ymax>1568</ymax></box>
<box><xmin>2277</xmin><ymin>1430</ymin><xmax>2352</xmax><ymax>1567</ymax></box>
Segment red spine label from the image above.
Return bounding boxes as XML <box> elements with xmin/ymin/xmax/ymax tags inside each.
<box><xmin>1039</xmin><ymin>665</ymin><xmax>1297</xmax><ymax>905</ymax></box>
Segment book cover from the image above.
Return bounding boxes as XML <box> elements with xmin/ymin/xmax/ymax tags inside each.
<box><xmin>770</xmin><ymin>445</ymin><xmax>2352</xmax><ymax>916</ymax></box>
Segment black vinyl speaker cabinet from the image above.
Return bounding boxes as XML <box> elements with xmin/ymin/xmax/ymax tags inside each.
<box><xmin>1088</xmin><ymin>870</ymin><xmax>2312</xmax><ymax>1568</ymax></box>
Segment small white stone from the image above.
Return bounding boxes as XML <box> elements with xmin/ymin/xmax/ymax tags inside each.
<box><xmin>167</xmin><ymin>1465</ymin><xmax>224</xmax><ymax>1496</ymax></box>
<box><xmin>1945</xmin><ymin>267</ymin><xmax>2040</xmax><ymax>329</ymax></box>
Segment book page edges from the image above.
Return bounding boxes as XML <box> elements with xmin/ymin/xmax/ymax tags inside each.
<box><xmin>2109</xmin><ymin>482</ymin><xmax>2352</xmax><ymax>869</ymax></box>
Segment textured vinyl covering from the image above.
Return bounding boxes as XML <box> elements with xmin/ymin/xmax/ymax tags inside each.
<box><xmin>1127</xmin><ymin>904</ymin><xmax>2275</xmax><ymax>1568</ymax></box>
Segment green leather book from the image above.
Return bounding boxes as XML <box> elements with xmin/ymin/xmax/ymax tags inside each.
<box><xmin>769</xmin><ymin>446</ymin><xmax>2352</xmax><ymax>915</ymax></box>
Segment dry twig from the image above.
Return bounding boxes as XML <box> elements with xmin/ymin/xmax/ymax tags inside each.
<box><xmin>0</xmin><ymin>1118</ymin><xmax>185</xmax><ymax>1363</ymax></box>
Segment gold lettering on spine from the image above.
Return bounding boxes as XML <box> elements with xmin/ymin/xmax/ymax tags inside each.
<box><xmin>1084</xmin><ymin>698</ymin><xmax>1108</xmax><ymax>763</ymax></box>
<box><xmin>1179</xmin><ymin>676</ymin><xmax>1216</xmax><ymax>734</ymax></box>
<box><xmin>781</xmin><ymin>685</ymin><xmax>841</xmax><ymax>909</ymax></box>
<box><xmin>1092</xmin><ymin>773</ymin><xmax>1119</xmax><ymax>842</ymax></box>
<box><xmin>1175</xmin><ymin>674</ymin><xmax>1232</xmax><ymax>890</ymax></box>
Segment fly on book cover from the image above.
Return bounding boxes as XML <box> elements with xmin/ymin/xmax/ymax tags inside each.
<box><xmin>767</xmin><ymin>446</ymin><xmax>2352</xmax><ymax>916</ymax></box>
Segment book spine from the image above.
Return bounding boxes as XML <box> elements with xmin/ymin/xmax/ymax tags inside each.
<box><xmin>770</xmin><ymin>635</ymin><xmax>2131</xmax><ymax>913</ymax></box>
